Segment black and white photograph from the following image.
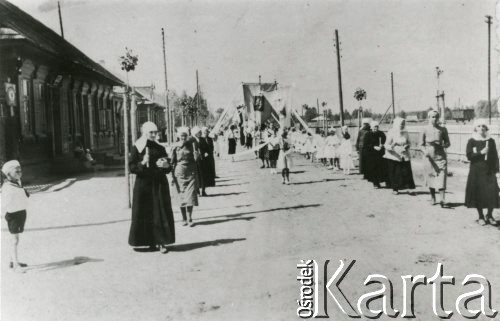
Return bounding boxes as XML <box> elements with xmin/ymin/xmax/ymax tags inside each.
<box><xmin>0</xmin><ymin>0</ymin><xmax>499</xmax><ymax>320</ymax></box>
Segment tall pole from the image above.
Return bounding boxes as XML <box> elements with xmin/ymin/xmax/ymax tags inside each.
<box><xmin>57</xmin><ymin>1</ymin><xmax>64</xmax><ymax>38</ymax></box>
<box><xmin>334</xmin><ymin>29</ymin><xmax>345</xmax><ymax>126</ymax></box>
<box><xmin>161</xmin><ymin>28</ymin><xmax>171</xmax><ymax>143</ymax></box>
<box><xmin>123</xmin><ymin>89</ymin><xmax>131</xmax><ymax>208</ymax></box>
<box><xmin>486</xmin><ymin>15</ymin><xmax>492</xmax><ymax>124</ymax></box>
<box><xmin>196</xmin><ymin>69</ymin><xmax>200</xmax><ymax>126</ymax></box>
<box><xmin>316</xmin><ymin>98</ymin><xmax>320</xmax><ymax>131</ymax></box>
<box><xmin>391</xmin><ymin>72</ymin><xmax>395</xmax><ymax>120</ymax></box>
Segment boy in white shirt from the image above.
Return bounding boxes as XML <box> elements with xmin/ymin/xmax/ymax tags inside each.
<box><xmin>1</xmin><ymin>160</ymin><xmax>29</xmax><ymax>272</ymax></box>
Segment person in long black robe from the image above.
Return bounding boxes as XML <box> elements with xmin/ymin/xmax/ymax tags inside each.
<box><xmin>128</xmin><ymin>122</ymin><xmax>175</xmax><ymax>253</ymax></box>
<box><xmin>465</xmin><ymin>121</ymin><xmax>499</xmax><ymax>226</ymax></box>
<box><xmin>363</xmin><ymin>123</ymin><xmax>387</xmax><ymax>188</ymax></box>
<box><xmin>356</xmin><ymin>121</ymin><xmax>371</xmax><ymax>175</ymax></box>
<box><xmin>203</xmin><ymin>127</ymin><xmax>217</xmax><ymax>180</ymax></box>
<box><xmin>199</xmin><ymin>132</ymin><xmax>216</xmax><ymax>196</ymax></box>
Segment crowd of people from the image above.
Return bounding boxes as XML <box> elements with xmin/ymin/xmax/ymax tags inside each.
<box><xmin>1</xmin><ymin>111</ymin><xmax>499</xmax><ymax>271</ymax></box>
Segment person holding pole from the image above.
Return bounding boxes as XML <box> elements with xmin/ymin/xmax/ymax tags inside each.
<box><xmin>465</xmin><ymin>119</ymin><xmax>498</xmax><ymax>226</ymax></box>
<box><xmin>420</xmin><ymin>110</ymin><xmax>450</xmax><ymax>207</ymax></box>
<box><xmin>128</xmin><ymin>121</ymin><xmax>175</xmax><ymax>253</ymax></box>
<box><xmin>171</xmin><ymin>127</ymin><xmax>200</xmax><ymax>227</ymax></box>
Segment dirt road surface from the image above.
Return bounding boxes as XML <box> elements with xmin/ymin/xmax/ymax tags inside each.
<box><xmin>2</xmin><ymin>153</ymin><xmax>500</xmax><ymax>321</ymax></box>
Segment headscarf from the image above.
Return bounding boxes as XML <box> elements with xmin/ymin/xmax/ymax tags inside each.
<box><xmin>472</xmin><ymin>119</ymin><xmax>490</xmax><ymax>141</ymax></box>
<box><xmin>362</xmin><ymin>118</ymin><xmax>372</xmax><ymax>125</ymax></box>
<box><xmin>370</xmin><ymin>121</ymin><xmax>379</xmax><ymax>129</ymax></box>
<box><xmin>428</xmin><ymin>109</ymin><xmax>440</xmax><ymax>118</ymax></box>
<box><xmin>177</xmin><ymin>126</ymin><xmax>189</xmax><ymax>137</ymax></box>
<box><xmin>391</xmin><ymin>117</ymin><xmax>406</xmax><ymax>133</ymax></box>
<box><xmin>135</xmin><ymin>121</ymin><xmax>158</xmax><ymax>153</ymax></box>
<box><xmin>2</xmin><ymin>160</ymin><xmax>20</xmax><ymax>176</ymax></box>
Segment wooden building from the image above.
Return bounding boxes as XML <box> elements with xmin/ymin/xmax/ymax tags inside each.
<box><xmin>0</xmin><ymin>0</ymin><xmax>127</xmax><ymax>177</ymax></box>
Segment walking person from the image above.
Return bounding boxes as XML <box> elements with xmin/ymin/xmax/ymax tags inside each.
<box><xmin>128</xmin><ymin>122</ymin><xmax>175</xmax><ymax>253</ymax></box>
<box><xmin>277</xmin><ymin>130</ymin><xmax>293</xmax><ymax>184</ymax></box>
<box><xmin>199</xmin><ymin>127</ymin><xmax>216</xmax><ymax>196</ymax></box>
<box><xmin>384</xmin><ymin>117</ymin><xmax>415</xmax><ymax>195</ymax></box>
<box><xmin>267</xmin><ymin>128</ymin><xmax>281</xmax><ymax>174</ymax></box>
<box><xmin>227</xmin><ymin>125</ymin><xmax>237</xmax><ymax>161</ymax></box>
<box><xmin>339</xmin><ymin>126</ymin><xmax>353</xmax><ymax>175</ymax></box>
<box><xmin>420</xmin><ymin>110</ymin><xmax>451</xmax><ymax>207</ymax></box>
<box><xmin>356</xmin><ymin>118</ymin><xmax>371</xmax><ymax>175</ymax></box>
<box><xmin>465</xmin><ymin>120</ymin><xmax>499</xmax><ymax>226</ymax></box>
<box><xmin>324</xmin><ymin>129</ymin><xmax>341</xmax><ymax>170</ymax></box>
<box><xmin>171</xmin><ymin>127</ymin><xmax>200</xmax><ymax>227</ymax></box>
<box><xmin>364</xmin><ymin>121</ymin><xmax>388</xmax><ymax>188</ymax></box>
<box><xmin>1</xmin><ymin>160</ymin><xmax>29</xmax><ymax>272</ymax></box>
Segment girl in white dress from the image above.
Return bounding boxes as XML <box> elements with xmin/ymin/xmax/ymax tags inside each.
<box><xmin>339</xmin><ymin>126</ymin><xmax>353</xmax><ymax>175</ymax></box>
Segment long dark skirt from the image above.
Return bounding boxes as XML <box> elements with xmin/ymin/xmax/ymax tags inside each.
<box><xmin>465</xmin><ymin>162</ymin><xmax>500</xmax><ymax>209</ymax></box>
<box><xmin>246</xmin><ymin>134</ymin><xmax>253</xmax><ymax>148</ymax></box>
<box><xmin>228</xmin><ymin>138</ymin><xmax>237</xmax><ymax>155</ymax></box>
<box><xmin>269</xmin><ymin>149</ymin><xmax>280</xmax><ymax>161</ymax></box>
<box><xmin>129</xmin><ymin>176</ymin><xmax>175</xmax><ymax>247</ymax></box>
<box><xmin>386</xmin><ymin>159</ymin><xmax>415</xmax><ymax>191</ymax></box>
<box><xmin>200</xmin><ymin>156</ymin><xmax>216</xmax><ymax>187</ymax></box>
<box><xmin>365</xmin><ymin>152</ymin><xmax>388</xmax><ymax>184</ymax></box>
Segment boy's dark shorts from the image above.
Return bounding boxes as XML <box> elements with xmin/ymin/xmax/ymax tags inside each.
<box><xmin>5</xmin><ymin>210</ymin><xmax>27</xmax><ymax>234</ymax></box>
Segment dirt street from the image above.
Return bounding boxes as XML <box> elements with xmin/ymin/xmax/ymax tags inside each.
<box><xmin>2</xmin><ymin>153</ymin><xmax>500</xmax><ymax>321</ymax></box>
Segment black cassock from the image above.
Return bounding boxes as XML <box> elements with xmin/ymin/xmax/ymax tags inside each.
<box><xmin>356</xmin><ymin>127</ymin><xmax>370</xmax><ymax>174</ymax></box>
<box><xmin>199</xmin><ymin>137</ymin><xmax>216</xmax><ymax>187</ymax></box>
<box><xmin>128</xmin><ymin>140</ymin><xmax>175</xmax><ymax>247</ymax></box>
<box><xmin>363</xmin><ymin>130</ymin><xmax>388</xmax><ymax>185</ymax></box>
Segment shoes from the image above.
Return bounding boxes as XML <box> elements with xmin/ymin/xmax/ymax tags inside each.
<box><xmin>260</xmin><ymin>165</ymin><xmax>265</xmax><ymax>169</ymax></box>
<box><xmin>202</xmin><ymin>192</ymin><xmax>208</xmax><ymax>197</ymax></box>
<box><xmin>188</xmin><ymin>220</ymin><xmax>195</xmax><ymax>227</ymax></box>
<box><xmin>478</xmin><ymin>218</ymin><xmax>487</xmax><ymax>226</ymax></box>
<box><xmin>282</xmin><ymin>180</ymin><xmax>286</xmax><ymax>184</ymax></box>
<box><xmin>486</xmin><ymin>216</ymin><xmax>498</xmax><ymax>225</ymax></box>
<box><xmin>182</xmin><ymin>220</ymin><xmax>188</xmax><ymax>226</ymax></box>
<box><xmin>392</xmin><ymin>190</ymin><xmax>399</xmax><ymax>195</ymax></box>
<box><xmin>160</xmin><ymin>245</ymin><xmax>169</xmax><ymax>254</ymax></box>
<box><xmin>9</xmin><ymin>262</ymin><xmax>28</xmax><ymax>269</ymax></box>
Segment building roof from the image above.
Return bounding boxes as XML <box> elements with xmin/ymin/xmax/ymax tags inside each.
<box><xmin>0</xmin><ymin>0</ymin><xmax>123</xmax><ymax>85</ymax></box>
<box><xmin>134</xmin><ymin>86</ymin><xmax>167</xmax><ymax>109</ymax></box>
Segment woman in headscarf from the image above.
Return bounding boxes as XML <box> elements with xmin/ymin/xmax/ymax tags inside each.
<box><xmin>171</xmin><ymin>127</ymin><xmax>200</xmax><ymax>227</ymax></box>
<box><xmin>200</xmin><ymin>127</ymin><xmax>216</xmax><ymax>196</ymax></box>
<box><xmin>128</xmin><ymin>121</ymin><xmax>175</xmax><ymax>253</ymax></box>
<box><xmin>356</xmin><ymin>118</ymin><xmax>371</xmax><ymax>175</ymax></box>
<box><xmin>420</xmin><ymin>110</ymin><xmax>450</xmax><ymax>206</ymax></box>
<box><xmin>364</xmin><ymin>121</ymin><xmax>388</xmax><ymax>188</ymax></box>
<box><xmin>339</xmin><ymin>126</ymin><xmax>353</xmax><ymax>175</ymax></box>
<box><xmin>465</xmin><ymin>120</ymin><xmax>499</xmax><ymax>226</ymax></box>
<box><xmin>384</xmin><ymin>117</ymin><xmax>415</xmax><ymax>194</ymax></box>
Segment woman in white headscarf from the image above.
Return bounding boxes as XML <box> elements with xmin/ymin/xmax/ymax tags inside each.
<box><xmin>384</xmin><ymin>117</ymin><xmax>415</xmax><ymax>194</ymax></box>
<box><xmin>171</xmin><ymin>126</ymin><xmax>200</xmax><ymax>226</ymax></box>
<box><xmin>465</xmin><ymin>119</ymin><xmax>499</xmax><ymax>226</ymax></box>
<box><xmin>338</xmin><ymin>126</ymin><xmax>353</xmax><ymax>175</ymax></box>
<box><xmin>420</xmin><ymin>110</ymin><xmax>450</xmax><ymax>206</ymax></box>
<box><xmin>128</xmin><ymin>121</ymin><xmax>175</xmax><ymax>253</ymax></box>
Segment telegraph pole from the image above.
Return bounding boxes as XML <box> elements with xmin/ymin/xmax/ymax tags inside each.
<box><xmin>57</xmin><ymin>1</ymin><xmax>64</xmax><ymax>38</ymax></box>
<box><xmin>486</xmin><ymin>15</ymin><xmax>492</xmax><ymax>124</ymax></box>
<box><xmin>196</xmin><ymin>69</ymin><xmax>200</xmax><ymax>126</ymax></box>
<box><xmin>161</xmin><ymin>28</ymin><xmax>171</xmax><ymax>143</ymax></box>
<box><xmin>334</xmin><ymin>30</ymin><xmax>345</xmax><ymax>126</ymax></box>
<box><xmin>391</xmin><ymin>72</ymin><xmax>395</xmax><ymax>120</ymax></box>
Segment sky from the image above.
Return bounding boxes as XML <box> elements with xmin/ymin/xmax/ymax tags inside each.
<box><xmin>8</xmin><ymin>0</ymin><xmax>500</xmax><ymax>114</ymax></box>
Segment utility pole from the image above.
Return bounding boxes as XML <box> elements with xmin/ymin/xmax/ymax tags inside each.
<box><xmin>334</xmin><ymin>30</ymin><xmax>345</xmax><ymax>126</ymax></box>
<box><xmin>57</xmin><ymin>1</ymin><xmax>64</xmax><ymax>38</ymax></box>
<box><xmin>391</xmin><ymin>72</ymin><xmax>395</xmax><ymax>120</ymax></box>
<box><xmin>161</xmin><ymin>28</ymin><xmax>171</xmax><ymax>143</ymax></box>
<box><xmin>196</xmin><ymin>69</ymin><xmax>200</xmax><ymax>126</ymax></box>
<box><xmin>486</xmin><ymin>15</ymin><xmax>492</xmax><ymax>124</ymax></box>
<box><xmin>435</xmin><ymin>67</ymin><xmax>444</xmax><ymax>123</ymax></box>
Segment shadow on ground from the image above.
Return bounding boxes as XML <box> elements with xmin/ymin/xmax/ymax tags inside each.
<box><xmin>200</xmin><ymin>203</ymin><xmax>322</xmax><ymax>220</ymax></box>
<box><xmin>25</xmin><ymin>256</ymin><xmax>103</xmax><ymax>271</ymax></box>
<box><xmin>192</xmin><ymin>216</ymin><xmax>255</xmax><ymax>226</ymax></box>
<box><xmin>289</xmin><ymin>178</ymin><xmax>345</xmax><ymax>185</ymax></box>
<box><xmin>168</xmin><ymin>238</ymin><xmax>246</xmax><ymax>252</ymax></box>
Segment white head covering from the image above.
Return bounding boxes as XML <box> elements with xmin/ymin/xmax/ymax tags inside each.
<box><xmin>391</xmin><ymin>117</ymin><xmax>406</xmax><ymax>132</ymax></box>
<box><xmin>2</xmin><ymin>160</ymin><xmax>21</xmax><ymax>176</ymax></box>
<box><xmin>472</xmin><ymin>119</ymin><xmax>490</xmax><ymax>140</ymax></box>
<box><xmin>341</xmin><ymin>125</ymin><xmax>348</xmax><ymax>132</ymax></box>
<box><xmin>370</xmin><ymin>120</ymin><xmax>379</xmax><ymax>128</ymax></box>
<box><xmin>177</xmin><ymin>126</ymin><xmax>189</xmax><ymax>137</ymax></box>
<box><xmin>428</xmin><ymin>109</ymin><xmax>440</xmax><ymax>118</ymax></box>
<box><xmin>135</xmin><ymin>121</ymin><xmax>158</xmax><ymax>153</ymax></box>
<box><xmin>362</xmin><ymin>118</ymin><xmax>372</xmax><ymax>125</ymax></box>
<box><xmin>192</xmin><ymin>126</ymin><xmax>202</xmax><ymax>136</ymax></box>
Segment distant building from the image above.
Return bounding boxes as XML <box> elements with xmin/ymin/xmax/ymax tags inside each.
<box><xmin>451</xmin><ymin>108</ymin><xmax>475</xmax><ymax>122</ymax></box>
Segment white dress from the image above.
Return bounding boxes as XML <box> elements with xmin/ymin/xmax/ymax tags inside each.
<box><xmin>314</xmin><ymin>135</ymin><xmax>326</xmax><ymax>159</ymax></box>
<box><xmin>324</xmin><ymin>135</ymin><xmax>340</xmax><ymax>159</ymax></box>
<box><xmin>277</xmin><ymin>137</ymin><xmax>293</xmax><ymax>170</ymax></box>
<box><xmin>339</xmin><ymin>137</ymin><xmax>353</xmax><ymax>169</ymax></box>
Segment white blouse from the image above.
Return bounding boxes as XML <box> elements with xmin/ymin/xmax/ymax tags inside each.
<box><xmin>1</xmin><ymin>181</ymin><xmax>29</xmax><ymax>215</ymax></box>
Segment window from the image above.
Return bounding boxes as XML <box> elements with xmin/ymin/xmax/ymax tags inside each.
<box><xmin>19</xmin><ymin>78</ymin><xmax>33</xmax><ymax>136</ymax></box>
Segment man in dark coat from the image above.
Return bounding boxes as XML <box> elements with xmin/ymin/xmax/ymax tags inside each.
<box><xmin>356</xmin><ymin>119</ymin><xmax>371</xmax><ymax>175</ymax></box>
<box><xmin>199</xmin><ymin>128</ymin><xmax>216</xmax><ymax>196</ymax></box>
